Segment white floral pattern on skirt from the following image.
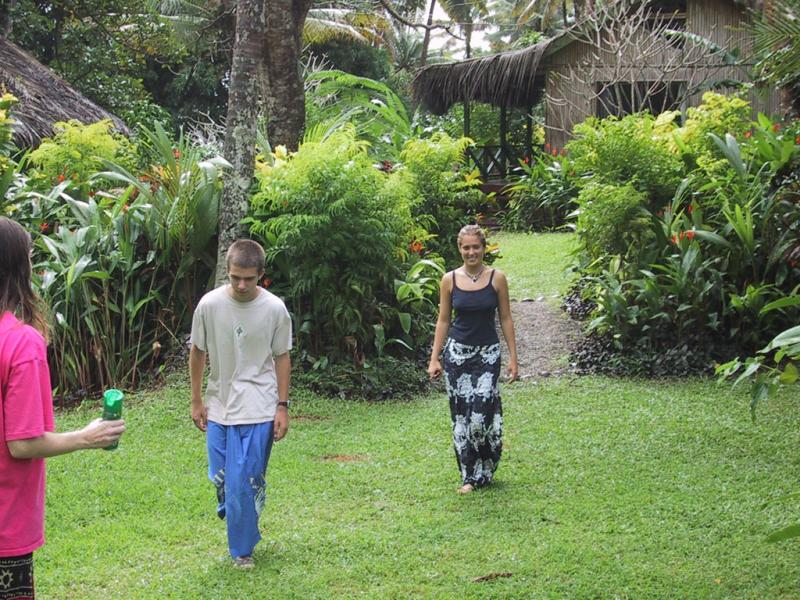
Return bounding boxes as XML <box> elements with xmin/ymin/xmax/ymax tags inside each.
<box><xmin>443</xmin><ymin>339</ymin><xmax>503</xmax><ymax>487</ymax></box>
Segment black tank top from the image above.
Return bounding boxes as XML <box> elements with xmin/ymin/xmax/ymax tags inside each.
<box><xmin>449</xmin><ymin>269</ymin><xmax>499</xmax><ymax>346</ymax></box>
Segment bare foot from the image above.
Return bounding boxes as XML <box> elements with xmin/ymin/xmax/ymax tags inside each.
<box><xmin>457</xmin><ymin>484</ymin><xmax>475</xmax><ymax>495</ymax></box>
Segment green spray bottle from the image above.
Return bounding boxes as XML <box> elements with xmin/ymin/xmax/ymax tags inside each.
<box><xmin>102</xmin><ymin>388</ymin><xmax>124</xmax><ymax>450</ymax></box>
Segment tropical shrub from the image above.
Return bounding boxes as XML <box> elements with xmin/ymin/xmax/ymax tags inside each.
<box><xmin>566</xmin><ymin>113</ymin><xmax>684</xmax><ymax>205</ymax></box>
<box><xmin>501</xmin><ymin>152</ymin><xmax>579</xmax><ymax>231</ymax></box>
<box><xmin>248</xmin><ymin>127</ymin><xmax>416</xmax><ymax>366</ymax></box>
<box><xmin>567</xmin><ymin>96</ymin><xmax>800</xmax><ymax>373</ymax></box>
<box><xmin>0</xmin><ymin>93</ymin><xmax>25</xmax><ymax>207</ymax></box>
<box><xmin>575</xmin><ymin>183</ymin><xmax>648</xmax><ymax>260</ymax></box>
<box><xmin>304</xmin><ymin>70</ymin><xmax>411</xmax><ymax>159</ymax></box>
<box><xmin>395</xmin><ymin>133</ymin><xmax>487</xmax><ymax>267</ymax></box>
<box><xmin>10</xmin><ymin>122</ymin><xmax>228</xmax><ymax>399</ymax></box>
<box><xmin>0</xmin><ymin>93</ymin><xmax>17</xmax><ymax>168</ymax></box>
<box><xmin>28</xmin><ymin>120</ymin><xmax>137</xmax><ymax>192</ymax></box>
<box><xmin>670</xmin><ymin>92</ymin><xmax>752</xmax><ymax>174</ymax></box>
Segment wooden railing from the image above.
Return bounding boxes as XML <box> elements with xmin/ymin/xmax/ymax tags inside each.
<box><xmin>466</xmin><ymin>145</ymin><xmax>531</xmax><ymax>181</ymax></box>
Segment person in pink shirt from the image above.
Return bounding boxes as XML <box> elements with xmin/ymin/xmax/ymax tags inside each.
<box><xmin>0</xmin><ymin>217</ymin><xmax>125</xmax><ymax>599</ymax></box>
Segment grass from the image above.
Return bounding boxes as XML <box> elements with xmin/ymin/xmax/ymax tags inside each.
<box><xmin>38</xmin><ymin>231</ymin><xmax>800</xmax><ymax>599</ymax></box>
<box><xmin>492</xmin><ymin>231</ymin><xmax>577</xmax><ymax>301</ymax></box>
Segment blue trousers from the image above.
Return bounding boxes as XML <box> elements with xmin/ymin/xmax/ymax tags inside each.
<box><xmin>207</xmin><ymin>421</ymin><xmax>274</xmax><ymax>558</ymax></box>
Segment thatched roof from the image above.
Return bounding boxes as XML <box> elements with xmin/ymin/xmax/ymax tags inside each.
<box><xmin>412</xmin><ymin>38</ymin><xmax>563</xmax><ymax>115</ymax></box>
<box><xmin>0</xmin><ymin>37</ymin><xmax>130</xmax><ymax>148</ymax></box>
<box><xmin>412</xmin><ymin>0</ymin><xmax>761</xmax><ymax>115</ymax></box>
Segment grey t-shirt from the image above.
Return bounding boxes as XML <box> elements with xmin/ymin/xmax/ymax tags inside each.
<box><xmin>190</xmin><ymin>285</ymin><xmax>292</xmax><ymax>425</ymax></box>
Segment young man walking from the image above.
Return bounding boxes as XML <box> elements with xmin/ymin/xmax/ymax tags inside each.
<box><xmin>190</xmin><ymin>239</ymin><xmax>292</xmax><ymax>568</ymax></box>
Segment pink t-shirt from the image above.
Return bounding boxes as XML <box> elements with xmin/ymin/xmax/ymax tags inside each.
<box><xmin>0</xmin><ymin>311</ymin><xmax>55</xmax><ymax>557</ymax></box>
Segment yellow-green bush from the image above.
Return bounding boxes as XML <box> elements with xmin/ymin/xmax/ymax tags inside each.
<box><xmin>28</xmin><ymin>119</ymin><xmax>136</xmax><ymax>188</ymax></box>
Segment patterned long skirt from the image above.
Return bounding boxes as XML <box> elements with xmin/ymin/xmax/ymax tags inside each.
<box><xmin>442</xmin><ymin>339</ymin><xmax>503</xmax><ymax>487</ymax></box>
<box><xmin>0</xmin><ymin>553</ymin><xmax>35</xmax><ymax>599</ymax></box>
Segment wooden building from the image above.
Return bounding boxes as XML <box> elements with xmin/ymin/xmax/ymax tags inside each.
<box><xmin>413</xmin><ymin>0</ymin><xmax>780</xmax><ymax>179</ymax></box>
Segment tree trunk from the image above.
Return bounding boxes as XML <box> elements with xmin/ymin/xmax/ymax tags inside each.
<box><xmin>0</xmin><ymin>0</ymin><xmax>15</xmax><ymax>39</ymax></box>
<box><xmin>263</xmin><ymin>0</ymin><xmax>312</xmax><ymax>151</ymax></box>
<box><xmin>418</xmin><ymin>0</ymin><xmax>437</xmax><ymax>67</ymax></box>
<box><xmin>215</xmin><ymin>0</ymin><xmax>266</xmax><ymax>285</ymax></box>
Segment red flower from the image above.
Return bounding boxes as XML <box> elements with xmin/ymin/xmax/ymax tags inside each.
<box><xmin>686</xmin><ymin>204</ymin><xmax>693</xmax><ymax>214</ymax></box>
<box><xmin>261</xmin><ymin>277</ymin><xmax>272</xmax><ymax>288</ymax></box>
<box><xmin>551</xmin><ymin>148</ymin><xmax>558</xmax><ymax>157</ymax></box>
<box><xmin>544</xmin><ymin>143</ymin><xmax>551</xmax><ymax>152</ymax></box>
<box><xmin>743</xmin><ymin>131</ymin><xmax>752</xmax><ymax>139</ymax></box>
<box><xmin>173</xmin><ymin>149</ymin><xmax>181</xmax><ymax>159</ymax></box>
<box><xmin>773</xmin><ymin>123</ymin><xmax>781</xmax><ymax>132</ymax></box>
<box><xmin>57</xmin><ymin>174</ymin><xmax>66</xmax><ymax>183</ymax></box>
<box><xmin>795</xmin><ymin>135</ymin><xmax>800</xmax><ymax>145</ymax></box>
<box><xmin>671</xmin><ymin>234</ymin><xmax>678</xmax><ymax>244</ymax></box>
<box><xmin>39</xmin><ymin>222</ymin><xmax>49</xmax><ymax>233</ymax></box>
<box><xmin>685</xmin><ymin>230</ymin><xmax>695</xmax><ymax>241</ymax></box>
<box><xmin>523</xmin><ymin>156</ymin><xmax>530</xmax><ymax>165</ymax></box>
<box><xmin>380</xmin><ymin>160</ymin><xmax>393</xmax><ymax>172</ymax></box>
<box><xmin>88</xmin><ymin>190</ymin><xmax>95</xmax><ymax>197</ymax></box>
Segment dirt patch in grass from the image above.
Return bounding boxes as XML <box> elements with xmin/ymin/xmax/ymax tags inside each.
<box><xmin>500</xmin><ymin>299</ymin><xmax>582</xmax><ymax>381</ymax></box>
<box><xmin>318</xmin><ymin>454</ymin><xmax>368</xmax><ymax>462</ymax></box>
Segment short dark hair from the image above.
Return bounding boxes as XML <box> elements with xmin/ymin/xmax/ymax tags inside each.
<box><xmin>226</xmin><ymin>239</ymin><xmax>266</xmax><ymax>272</ymax></box>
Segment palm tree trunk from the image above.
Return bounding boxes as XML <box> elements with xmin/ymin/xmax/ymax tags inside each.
<box><xmin>263</xmin><ymin>0</ymin><xmax>313</xmax><ymax>151</ymax></box>
<box><xmin>215</xmin><ymin>0</ymin><xmax>266</xmax><ymax>285</ymax></box>
<box><xmin>419</xmin><ymin>0</ymin><xmax>437</xmax><ymax>67</ymax></box>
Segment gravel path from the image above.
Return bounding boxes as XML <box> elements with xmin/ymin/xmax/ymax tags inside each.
<box><xmin>500</xmin><ymin>299</ymin><xmax>582</xmax><ymax>381</ymax></box>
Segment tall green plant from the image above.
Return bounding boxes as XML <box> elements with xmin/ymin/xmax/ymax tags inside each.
<box><xmin>248</xmin><ymin>127</ymin><xmax>415</xmax><ymax>364</ymax></box>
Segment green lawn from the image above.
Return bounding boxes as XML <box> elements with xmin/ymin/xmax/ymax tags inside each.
<box><xmin>492</xmin><ymin>231</ymin><xmax>577</xmax><ymax>301</ymax></box>
<box><xmin>38</xmin><ymin>233</ymin><xmax>800</xmax><ymax>599</ymax></box>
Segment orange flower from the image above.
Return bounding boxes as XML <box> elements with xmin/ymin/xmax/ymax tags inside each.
<box><xmin>743</xmin><ymin>130</ymin><xmax>752</xmax><ymax>138</ymax></box>
<box><xmin>671</xmin><ymin>234</ymin><xmax>678</xmax><ymax>244</ymax></box>
<box><xmin>409</xmin><ymin>241</ymin><xmax>424</xmax><ymax>254</ymax></box>
<box><xmin>685</xmin><ymin>230</ymin><xmax>695</xmax><ymax>241</ymax></box>
<box><xmin>57</xmin><ymin>174</ymin><xmax>66</xmax><ymax>183</ymax></box>
<box><xmin>261</xmin><ymin>277</ymin><xmax>272</xmax><ymax>288</ymax></box>
<box><xmin>551</xmin><ymin>148</ymin><xmax>558</xmax><ymax>157</ymax></box>
<box><xmin>544</xmin><ymin>143</ymin><xmax>551</xmax><ymax>151</ymax></box>
<box><xmin>39</xmin><ymin>222</ymin><xmax>49</xmax><ymax>233</ymax></box>
<box><xmin>173</xmin><ymin>149</ymin><xmax>181</xmax><ymax>159</ymax></box>
<box><xmin>773</xmin><ymin>123</ymin><xmax>781</xmax><ymax>132</ymax></box>
<box><xmin>795</xmin><ymin>135</ymin><xmax>800</xmax><ymax>145</ymax></box>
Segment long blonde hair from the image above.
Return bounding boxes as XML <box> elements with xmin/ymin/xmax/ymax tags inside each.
<box><xmin>0</xmin><ymin>217</ymin><xmax>48</xmax><ymax>338</ymax></box>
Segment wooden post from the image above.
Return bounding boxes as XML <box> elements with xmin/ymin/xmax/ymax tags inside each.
<box><xmin>499</xmin><ymin>105</ymin><xmax>508</xmax><ymax>177</ymax></box>
<box><xmin>525</xmin><ymin>108</ymin><xmax>533</xmax><ymax>159</ymax></box>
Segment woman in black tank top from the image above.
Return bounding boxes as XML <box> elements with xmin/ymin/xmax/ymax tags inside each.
<box><xmin>427</xmin><ymin>225</ymin><xmax>519</xmax><ymax>494</ymax></box>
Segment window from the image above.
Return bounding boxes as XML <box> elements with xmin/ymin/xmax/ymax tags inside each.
<box><xmin>595</xmin><ymin>81</ymin><xmax>686</xmax><ymax>118</ymax></box>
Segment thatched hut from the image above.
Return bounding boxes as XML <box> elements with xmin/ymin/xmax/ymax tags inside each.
<box><xmin>413</xmin><ymin>0</ymin><xmax>779</xmax><ymax>178</ymax></box>
<box><xmin>0</xmin><ymin>37</ymin><xmax>130</xmax><ymax>148</ymax></box>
